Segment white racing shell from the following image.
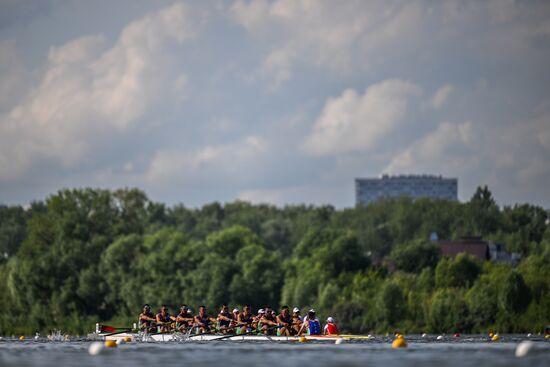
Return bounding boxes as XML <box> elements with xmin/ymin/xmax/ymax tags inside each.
<box><xmin>91</xmin><ymin>331</ymin><xmax>369</xmax><ymax>342</ymax></box>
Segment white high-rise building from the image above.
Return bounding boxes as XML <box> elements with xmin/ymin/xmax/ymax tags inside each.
<box><xmin>355</xmin><ymin>174</ymin><xmax>458</xmax><ymax>206</ymax></box>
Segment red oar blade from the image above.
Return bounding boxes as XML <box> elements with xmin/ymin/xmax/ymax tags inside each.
<box><xmin>100</xmin><ymin>325</ymin><xmax>117</xmax><ymax>333</ymax></box>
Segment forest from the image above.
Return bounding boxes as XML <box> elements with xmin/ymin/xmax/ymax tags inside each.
<box><xmin>0</xmin><ymin>186</ymin><xmax>549</xmax><ymax>335</ymax></box>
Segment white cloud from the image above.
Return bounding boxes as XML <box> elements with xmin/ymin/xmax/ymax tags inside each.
<box><xmin>0</xmin><ymin>3</ymin><xmax>193</xmax><ymax>181</ymax></box>
<box><xmin>303</xmin><ymin>79</ymin><xmax>422</xmax><ymax>156</ymax></box>
<box><xmin>230</xmin><ymin>0</ymin><xmax>427</xmax><ymax>82</ymax></box>
<box><xmin>145</xmin><ymin>136</ymin><xmax>267</xmax><ymax>185</ymax></box>
<box><xmin>382</xmin><ymin>99</ymin><xmax>550</xmax><ymax>204</ymax></box>
<box><xmin>1</xmin><ymin>0</ymin><xmax>550</xmax><ymax>208</ymax></box>
<box><xmin>385</xmin><ymin>120</ymin><xmax>477</xmax><ymax>175</ymax></box>
<box><xmin>231</xmin><ymin>0</ymin><xmax>550</xmax><ymax>85</ymax></box>
<box><xmin>48</xmin><ymin>35</ymin><xmax>106</xmax><ymax>65</ymax></box>
<box><xmin>238</xmin><ymin>185</ymin><xmax>346</xmax><ymax>206</ymax></box>
<box><xmin>430</xmin><ymin>84</ymin><xmax>453</xmax><ymax>110</ymax></box>
<box><xmin>0</xmin><ymin>39</ymin><xmax>33</xmax><ymax>111</ymax></box>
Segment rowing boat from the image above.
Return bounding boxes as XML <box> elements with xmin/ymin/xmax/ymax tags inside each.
<box><xmin>89</xmin><ymin>331</ymin><xmax>372</xmax><ymax>342</ymax></box>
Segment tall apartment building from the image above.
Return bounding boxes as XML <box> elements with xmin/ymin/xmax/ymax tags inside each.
<box><xmin>355</xmin><ymin>174</ymin><xmax>458</xmax><ymax>206</ymax></box>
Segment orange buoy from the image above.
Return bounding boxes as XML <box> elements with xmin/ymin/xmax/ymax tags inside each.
<box><xmin>104</xmin><ymin>339</ymin><xmax>117</xmax><ymax>348</ymax></box>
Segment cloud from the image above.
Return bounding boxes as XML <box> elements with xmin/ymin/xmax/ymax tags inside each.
<box><xmin>430</xmin><ymin>84</ymin><xmax>453</xmax><ymax>110</ymax></box>
<box><xmin>145</xmin><ymin>136</ymin><xmax>267</xmax><ymax>186</ymax></box>
<box><xmin>230</xmin><ymin>0</ymin><xmax>434</xmax><ymax>83</ymax></box>
<box><xmin>0</xmin><ymin>39</ymin><xmax>34</xmax><ymax>111</ymax></box>
<box><xmin>0</xmin><ymin>3</ymin><xmax>193</xmax><ymax>181</ymax></box>
<box><xmin>237</xmin><ymin>185</ymin><xmax>346</xmax><ymax>206</ymax></box>
<box><xmin>385</xmin><ymin>120</ymin><xmax>477</xmax><ymax>175</ymax></box>
<box><xmin>1</xmin><ymin>0</ymin><xmax>550</xmax><ymax>209</ymax></box>
<box><xmin>383</xmin><ymin>96</ymin><xmax>550</xmax><ymax>204</ymax></box>
<box><xmin>303</xmin><ymin>79</ymin><xmax>422</xmax><ymax>156</ymax></box>
<box><xmin>231</xmin><ymin>0</ymin><xmax>550</xmax><ymax>85</ymax></box>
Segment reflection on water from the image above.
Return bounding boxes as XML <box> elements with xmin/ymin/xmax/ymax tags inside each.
<box><xmin>0</xmin><ymin>335</ymin><xmax>548</xmax><ymax>367</ymax></box>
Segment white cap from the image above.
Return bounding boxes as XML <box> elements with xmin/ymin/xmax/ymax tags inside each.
<box><xmin>258</xmin><ymin>309</ymin><xmax>265</xmax><ymax>314</ymax></box>
<box><xmin>327</xmin><ymin>317</ymin><xmax>334</xmax><ymax>323</ymax></box>
<box><xmin>309</xmin><ymin>309</ymin><xmax>316</xmax><ymax>313</ymax></box>
<box><xmin>293</xmin><ymin>307</ymin><xmax>300</xmax><ymax>313</ymax></box>
<box><xmin>233</xmin><ymin>308</ymin><xmax>239</xmax><ymax>313</ymax></box>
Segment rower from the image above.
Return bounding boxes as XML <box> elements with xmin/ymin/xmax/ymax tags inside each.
<box><xmin>139</xmin><ymin>304</ymin><xmax>156</xmax><ymax>333</ymax></box>
<box><xmin>291</xmin><ymin>307</ymin><xmax>303</xmax><ymax>335</ymax></box>
<box><xmin>276</xmin><ymin>305</ymin><xmax>292</xmax><ymax>336</ymax></box>
<box><xmin>253</xmin><ymin>308</ymin><xmax>265</xmax><ymax>332</ymax></box>
<box><xmin>176</xmin><ymin>304</ymin><xmax>194</xmax><ymax>332</ymax></box>
<box><xmin>237</xmin><ymin>304</ymin><xmax>254</xmax><ymax>334</ymax></box>
<box><xmin>323</xmin><ymin>316</ymin><xmax>339</xmax><ymax>335</ymax></box>
<box><xmin>299</xmin><ymin>309</ymin><xmax>321</xmax><ymax>336</ymax></box>
<box><xmin>217</xmin><ymin>304</ymin><xmax>235</xmax><ymax>334</ymax></box>
<box><xmin>260</xmin><ymin>306</ymin><xmax>278</xmax><ymax>335</ymax></box>
<box><xmin>194</xmin><ymin>305</ymin><xmax>216</xmax><ymax>333</ymax></box>
<box><xmin>232</xmin><ymin>307</ymin><xmax>240</xmax><ymax>327</ymax></box>
<box><xmin>156</xmin><ymin>305</ymin><xmax>174</xmax><ymax>333</ymax></box>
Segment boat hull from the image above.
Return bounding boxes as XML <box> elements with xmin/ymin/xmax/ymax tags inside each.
<box><xmin>92</xmin><ymin>332</ymin><xmax>367</xmax><ymax>342</ymax></box>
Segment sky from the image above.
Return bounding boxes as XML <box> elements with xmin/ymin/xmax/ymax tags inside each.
<box><xmin>0</xmin><ymin>0</ymin><xmax>549</xmax><ymax>209</ymax></box>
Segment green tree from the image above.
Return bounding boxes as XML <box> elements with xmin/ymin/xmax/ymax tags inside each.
<box><xmin>390</xmin><ymin>240</ymin><xmax>440</xmax><ymax>273</ymax></box>
<box><xmin>465</xmin><ymin>278</ymin><xmax>498</xmax><ymax>330</ymax></box>
<box><xmin>499</xmin><ymin>271</ymin><xmax>531</xmax><ymax>315</ymax></box>
<box><xmin>435</xmin><ymin>254</ymin><xmax>481</xmax><ymax>288</ymax></box>
<box><xmin>0</xmin><ymin>206</ymin><xmax>27</xmax><ymax>260</ymax></box>
<box><xmin>467</xmin><ymin>186</ymin><xmax>500</xmax><ymax>236</ymax></box>
<box><xmin>428</xmin><ymin>289</ymin><xmax>470</xmax><ymax>332</ymax></box>
<box><xmin>377</xmin><ymin>282</ymin><xmax>406</xmax><ymax>327</ymax></box>
<box><xmin>229</xmin><ymin>244</ymin><xmax>282</xmax><ymax>309</ymax></box>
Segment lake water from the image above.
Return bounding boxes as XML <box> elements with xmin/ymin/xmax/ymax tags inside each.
<box><xmin>1</xmin><ymin>335</ymin><xmax>548</xmax><ymax>367</ymax></box>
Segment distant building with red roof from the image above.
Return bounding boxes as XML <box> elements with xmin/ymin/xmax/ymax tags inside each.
<box><xmin>437</xmin><ymin>236</ymin><xmax>491</xmax><ymax>261</ymax></box>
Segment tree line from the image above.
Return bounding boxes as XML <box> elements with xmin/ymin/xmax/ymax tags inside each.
<box><xmin>0</xmin><ymin>186</ymin><xmax>549</xmax><ymax>335</ymax></box>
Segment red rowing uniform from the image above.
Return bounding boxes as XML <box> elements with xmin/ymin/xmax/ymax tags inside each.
<box><xmin>324</xmin><ymin>323</ymin><xmax>339</xmax><ymax>335</ymax></box>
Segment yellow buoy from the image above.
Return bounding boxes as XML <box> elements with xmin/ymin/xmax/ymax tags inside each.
<box><xmin>19</xmin><ymin>335</ymin><xmax>25</xmax><ymax>341</ymax></box>
<box><xmin>123</xmin><ymin>336</ymin><xmax>132</xmax><ymax>342</ymax></box>
<box><xmin>299</xmin><ymin>336</ymin><xmax>308</xmax><ymax>343</ymax></box>
<box><xmin>491</xmin><ymin>334</ymin><xmax>500</xmax><ymax>342</ymax></box>
<box><xmin>104</xmin><ymin>339</ymin><xmax>117</xmax><ymax>348</ymax></box>
<box><xmin>392</xmin><ymin>337</ymin><xmax>407</xmax><ymax>348</ymax></box>
<box><xmin>544</xmin><ymin>334</ymin><xmax>550</xmax><ymax>339</ymax></box>
<box><xmin>489</xmin><ymin>332</ymin><xmax>494</xmax><ymax>338</ymax></box>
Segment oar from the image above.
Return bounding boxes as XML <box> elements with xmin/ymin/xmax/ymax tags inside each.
<box><xmin>210</xmin><ymin>325</ymin><xmax>278</xmax><ymax>341</ymax></box>
<box><xmin>104</xmin><ymin>328</ymin><xmax>132</xmax><ymax>337</ymax></box>
<box><xmin>187</xmin><ymin>325</ymin><xmax>218</xmax><ymax>339</ymax></box>
<box><xmin>100</xmin><ymin>325</ymin><xmax>130</xmax><ymax>333</ymax></box>
<box><xmin>338</xmin><ymin>334</ymin><xmax>372</xmax><ymax>339</ymax></box>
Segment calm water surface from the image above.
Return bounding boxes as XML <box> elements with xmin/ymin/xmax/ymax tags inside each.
<box><xmin>1</xmin><ymin>335</ymin><xmax>548</xmax><ymax>367</ymax></box>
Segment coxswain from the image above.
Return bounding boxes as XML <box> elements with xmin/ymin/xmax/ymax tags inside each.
<box><xmin>139</xmin><ymin>304</ymin><xmax>156</xmax><ymax>333</ymax></box>
<box><xmin>299</xmin><ymin>309</ymin><xmax>321</xmax><ymax>336</ymax></box>
<box><xmin>237</xmin><ymin>304</ymin><xmax>255</xmax><ymax>334</ymax></box>
<box><xmin>291</xmin><ymin>307</ymin><xmax>303</xmax><ymax>335</ymax></box>
<box><xmin>156</xmin><ymin>305</ymin><xmax>174</xmax><ymax>333</ymax></box>
<box><xmin>176</xmin><ymin>304</ymin><xmax>194</xmax><ymax>332</ymax></box>
<box><xmin>194</xmin><ymin>305</ymin><xmax>216</xmax><ymax>333</ymax></box>
<box><xmin>323</xmin><ymin>317</ymin><xmax>339</xmax><ymax>335</ymax></box>
<box><xmin>276</xmin><ymin>305</ymin><xmax>292</xmax><ymax>336</ymax></box>
<box><xmin>260</xmin><ymin>306</ymin><xmax>278</xmax><ymax>335</ymax></box>
<box><xmin>217</xmin><ymin>304</ymin><xmax>235</xmax><ymax>334</ymax></box>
